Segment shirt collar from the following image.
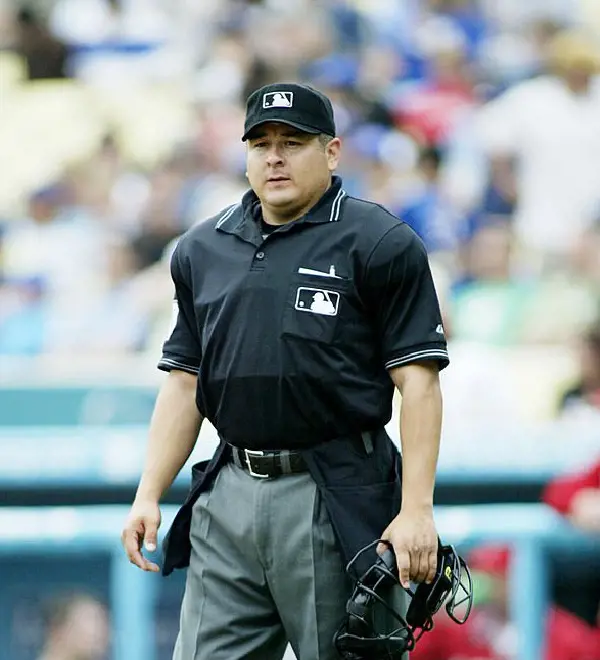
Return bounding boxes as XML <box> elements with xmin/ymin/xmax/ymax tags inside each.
<box><xmin>216</xmin><ymin>175</ymin><xmax>346</xmax><ymax>240</ymax></box>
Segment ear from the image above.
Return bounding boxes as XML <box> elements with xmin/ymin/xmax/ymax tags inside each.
<box><xmin>327</xmin><ymin>138</ymin><xmax>342</xmax><ymax>172</ymax></box>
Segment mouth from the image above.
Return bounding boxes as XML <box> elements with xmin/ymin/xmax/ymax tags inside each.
<box><xmin>266</xmin><ymin>176</ymin><xmax>291</xmax><ymax>183</ymax></box>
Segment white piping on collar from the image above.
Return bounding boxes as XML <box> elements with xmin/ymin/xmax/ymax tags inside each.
<box><xmin>329</xmin><ymin>189</ymin><xmax>346</xmax><ymax>222</ymax></box>
<box><xmin>215</xmin><ymin>203</ymin><xmax>241</xmax><ymax>229</ymax></box>
<box><xmin>216</xmin><ymin>190</ymin><xmax>344</xmax><ymax>229</ymax></box>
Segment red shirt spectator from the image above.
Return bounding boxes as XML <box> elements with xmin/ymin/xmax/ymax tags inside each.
<box><xmin>545</xmin><ymin>607</ymin><xmax>600</xmax><ymax>660</ymax></box>
<box><xmin>542</xmin><ymin>460</ymin><xmax>600</xmax><ymax>533</ymax></box>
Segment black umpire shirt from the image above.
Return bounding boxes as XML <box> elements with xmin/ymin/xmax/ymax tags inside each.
<box><xmin>159</xmin><ymin>175</ymin><xmax>448</xmax><ymax>450</ymax></box>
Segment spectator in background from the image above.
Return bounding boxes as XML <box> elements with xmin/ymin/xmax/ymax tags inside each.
<box><xmin>542</xmin><ymin>459</ymin><xmax>600</xmax><ymax>650</ymax></box>
<box><xmin>476</xmin><ymin>28</ymin><xmax>600</xmax><ymax>267</ymax></box>
<box><xmin>513</xmin><ymin>221</ymin><xmax>600</xmax><ymax>346</ymax></box>
<box><xmin>392</xmin><ymin>42</ymin><xmax>477</xmax><ymax>147</ymax></box>
<box><xmin>543</xmin><ymin>458</ymin><xmax>600</xmax><ymax>534</ymax></box>
<box><xmin>48</xmin><ymin>0</ymin><xmax>121</xmax><ymax>46</ymax></box>
<box><xmin>569</xmin><ymin>218</ymin><xmax>600</xmax><ymax>294</ymax></box>
<box><xmin>13</xmin><ymin>5</ymin><xmax>68</xmax><ymax>80</ymax></box>
<box><xmin>449</xmin><ymin>221</ymin><xmax>600</xmax><ymax>346</ymax></box>
<box><xmin>399</xmin><ymin>145</ymin><xmax>465</xmax><ymax>257</ymax></box>
<box><xmin>36</xmin><ymin>592</ymin><xmax>109</xmax><ymax>660</ymax></box>
<box><xmin>0</xmin><ymin>183</ymin><xmax>109</xmax><ymax>307</ymax></box>
<box><xmin>0</xmin><ymin>274</ymin><xmax>46</xmax><ymax>355</ymax></box>
<box><xmin>448</xmin><ymin>219</ymin><xmax>525</xmax><ymax>345</ymax></box>
<box><xmin>129</xmin><ymin>154</ymin><xmax>194</xmax><ymax>270</ymax></box>
<box><xmin>48</xmin><ymin>234</ymin><xmax>150</xmax><ymax>354</ymax></box>
<box><xmin>559</xmin><ymin>319</ymin><xmax>600</xmax><ymax>415</ymax></box>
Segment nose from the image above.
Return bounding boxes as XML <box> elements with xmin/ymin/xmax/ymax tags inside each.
<box><xmin>265</xmin><ymin>144</ymin><xmax>285</xmax><ymax>166</ymax></box>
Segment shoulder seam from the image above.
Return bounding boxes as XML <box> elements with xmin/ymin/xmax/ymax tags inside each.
<box><xmin>363</xmin><ymin>224</ymin><xmax>400</xmax><ymax>273</ymax></box>
<box><xmin>344</xmin><ymin>194</ymin><xmax>404</xmax><ymax>224</ymax></box>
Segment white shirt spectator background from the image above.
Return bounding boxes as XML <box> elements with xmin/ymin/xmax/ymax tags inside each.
<box><xmin>477</xmin><ymin>74</ymin><xmax>600</xmax><ymax>255</ymax></box>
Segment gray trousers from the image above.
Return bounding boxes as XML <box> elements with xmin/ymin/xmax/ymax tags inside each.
<box><xmin>172</xmin><ymin>461</ymin><xmax>352</xmax><ymax>660</ymax></box>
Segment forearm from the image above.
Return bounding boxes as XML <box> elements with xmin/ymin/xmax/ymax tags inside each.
<box><xmin>392</xmin><ymin>364</ymin><xmax>442</xmax><ymax>510</ymax></box>
<box><xmin>135</xmin><ymin>370</ymin><xmax>203</xmax><ymax>502</ymax></box>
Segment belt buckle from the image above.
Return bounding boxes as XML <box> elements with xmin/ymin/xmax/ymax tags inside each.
<box><xmin>243</xmin><ymin>449</ymin><xmax>269</xmax><ymax>479</ymax></box>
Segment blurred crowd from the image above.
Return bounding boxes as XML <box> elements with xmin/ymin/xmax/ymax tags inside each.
<box><xmin>0</xmin><ymin>0</ymin><xmax>599</xmax><ymax>421</ymax></box>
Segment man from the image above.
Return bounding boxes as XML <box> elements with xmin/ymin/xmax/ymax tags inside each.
<box><xmin>122</xmin><ymin>82</ymin><xmax>449</xmax><ymax>660</ymax></box>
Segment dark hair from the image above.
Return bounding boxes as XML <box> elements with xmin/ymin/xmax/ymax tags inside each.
<box><xmin>318</xmin><ymin>133</ymin><xmax>335</xmax><ymax>149</ymax></box>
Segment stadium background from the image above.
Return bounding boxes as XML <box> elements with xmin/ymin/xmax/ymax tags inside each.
<box><xmin>0</xmin><ymin>0</ymin><xmax>599</xmax><ymax>659</ymax></box>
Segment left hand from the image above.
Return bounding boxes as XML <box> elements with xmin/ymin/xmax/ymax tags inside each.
<box><xmin>378</xmin><ymin>506</ymin><xmax>438</xmax><ymax>589</ymax></box>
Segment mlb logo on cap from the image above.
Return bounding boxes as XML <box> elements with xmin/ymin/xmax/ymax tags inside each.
<box><xmin>242</xmin><ymin>82</ymin><xmax>336</xmax><ymax>141</ymax></box>
<box><xmin>263</xmin><ymin>91</ymin><xmax>294</xmax><ymax>109</ymax></box>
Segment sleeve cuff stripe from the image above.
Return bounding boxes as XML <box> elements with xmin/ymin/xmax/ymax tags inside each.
<box><xmin>385</xmin><ymin>350</ymin><xmax>449</xmax><ymax>370</ymax></box>
<box><xmin>158</xmin><ymin>357</ymin><xmax>199</xmax><ymax>374</ymax></box>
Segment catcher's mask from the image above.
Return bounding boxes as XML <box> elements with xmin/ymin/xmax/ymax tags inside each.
<box><xmin>334</xmin><ymin>538</ymin><xmax>473</xmax><ymax>659</ymax></box>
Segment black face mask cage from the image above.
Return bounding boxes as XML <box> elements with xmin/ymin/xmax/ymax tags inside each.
<box><xmin>405</xmin><ymin>542</ymin><xmax>474</xmax><ymax>644</ymax></box>
<box><xmin>334</xmin><ymin>540</ymin><xmax>417</xmax><ymax>659</ymax></box>
<box><xmin>444</xmin><ymin>549</ymin><xmax>473</xmax><ymax>625</ymax></box>
<box><xmin>334</xmin><ymin>539</ymin><xmax>474</xmax><ymax>659</ymax></box>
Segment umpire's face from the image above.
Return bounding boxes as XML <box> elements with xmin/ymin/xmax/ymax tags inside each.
<box><xmin>246</xmin><ymin>122</ymin><xmax>341</xmax><ymax>222</ymax></box>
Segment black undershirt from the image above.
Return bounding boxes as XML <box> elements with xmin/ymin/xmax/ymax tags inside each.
<box><xmin>260</xmin><ymin>218</ymin><xmax>279</xmax><ymax>238</ymax></box>
<box><xmin>251</xmin><ymin>200</ymin><xmax>279</xmax><ymax>239</ymax></box>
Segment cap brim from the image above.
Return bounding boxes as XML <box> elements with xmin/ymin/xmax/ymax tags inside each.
<box><xmin>242</xmin><ymin>119</ymin><xmax>321</xmax><ymax>141</ymax></box>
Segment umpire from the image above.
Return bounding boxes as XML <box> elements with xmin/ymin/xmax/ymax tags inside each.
<box><xmin>122</xmin><ymin>82</ymin><xmax>449</xmax><ymax>660</ymax></box>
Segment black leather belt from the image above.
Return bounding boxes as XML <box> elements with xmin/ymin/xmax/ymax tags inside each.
<box><xmin>227</xmin><ymin>443</ymin><xmax>308</xmax><ymax>478</ymax></box>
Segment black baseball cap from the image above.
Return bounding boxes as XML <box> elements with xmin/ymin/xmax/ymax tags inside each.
<box><xmin>242</xmin><ymin>82</ymin><xmax>336</xmax><ymax>141</ymax></box>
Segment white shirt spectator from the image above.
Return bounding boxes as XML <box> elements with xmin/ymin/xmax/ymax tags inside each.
<box><xmin>1</xmin><ymin>211</ymin><xmax>109</xmax><ymax>305</ymax></box>
<box><xmin>480</xmin><ymin>0</ymin><xmax>577</xmax><ymax>29</ymax></box>
<box><xmin>49</xmin><ymin>0</ymin><xmax>173</xmax><ymax>45</ymax></box>
<box><xmin>477</xmin><ymin>75</ymin><xmax>600</xmax><ymax>254</ymax></box>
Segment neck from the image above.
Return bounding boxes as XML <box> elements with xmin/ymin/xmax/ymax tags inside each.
<box><xmin>262</xmin><ymin>178</ymin><xmax>332</xmax><ymax>226</ymax></box>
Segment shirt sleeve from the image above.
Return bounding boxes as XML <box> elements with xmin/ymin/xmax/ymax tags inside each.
<box><xmin>361</xmin><ymin>223</ymin><xmax>449</xmax><ymax>371</ymax></box>
<box><xmin>157</xmin><ymin>243</ymin><xmax>201</xmax><ymax>375</ymax></box>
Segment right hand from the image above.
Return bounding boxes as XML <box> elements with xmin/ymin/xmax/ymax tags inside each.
<box><xmin>121</xmin><ymin>499</ymin><xmax>162</xmax><ymax>572</ymax></box>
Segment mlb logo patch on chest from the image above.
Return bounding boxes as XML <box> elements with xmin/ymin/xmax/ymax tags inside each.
<box><xmin>263</xmin><ymin>91</ymin><xmax>293</xmax><ymax>108</ymax></box>
<box><xmin>295</xmin><ymin>287</ymin><xmax>340</xmax><ymax>316</ymax></box>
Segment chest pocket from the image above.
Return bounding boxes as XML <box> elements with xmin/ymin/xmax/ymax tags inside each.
<box><xmin>281</xmin><ymin>273</ymin><xmax>350</xmax><ymax>344</ymax></box>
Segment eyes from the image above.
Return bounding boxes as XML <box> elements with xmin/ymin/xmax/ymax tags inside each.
<box><xmin>251</xmin><ymin>139</ymin><xmax>303</xmax><ymax>150</ymax></box>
